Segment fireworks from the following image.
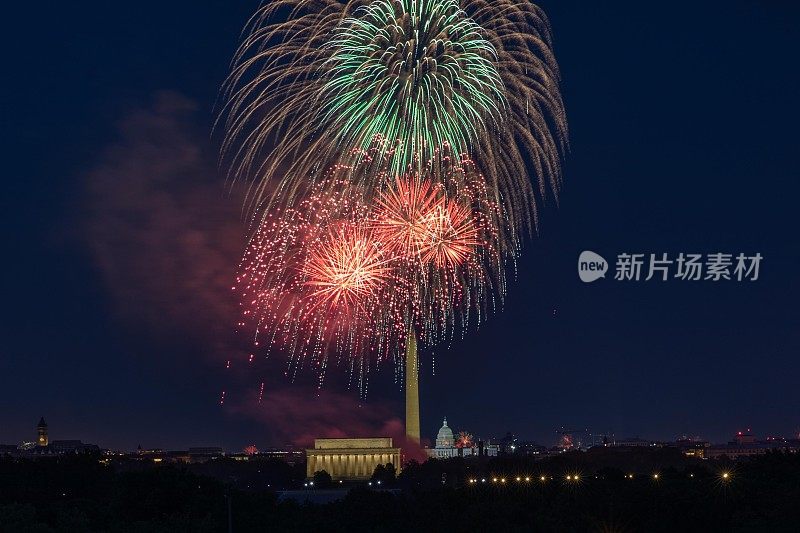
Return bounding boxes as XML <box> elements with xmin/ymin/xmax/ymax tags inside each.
<box><xmin>221</xmin><ymin>0</ymin><xmax>567</xmax><ymax>239</ymax></box>
<box><xmin>235</xmin><ymin>177</ymin><xmax>387</xmax><ymax>384</ymax></box>
<box><xmin>455</xmin><ymin>431</ymin><xmax>474</xmax><ymax>449</ymax></box>
<box><xmin>224</xmin><ymin>0</ymin><xmax>567</xmax><ymax>388</ymax></box>
<box><xmin>373</xmin><ymin>176</ymin><xmax>442</xmax><ymax>259</ymax></box>
<box><xmin>303</xmin><ymin>223</ymin><xmax>390</xmax><ymax>311</ymax></box>
<box><xmin>373</xmin><ymin>174</ymin><xmax>482</xmax><ymax>269</ymax></box>
<box><xmin>421</xmin><ymin>200</ymin><xmax>481</xmax><ymax>269</ymax></box>
<box><xmin>318</xmin><ymin>0</ymin><xmax>505</xmax><ymax>177</ymax></box>
<box><xmin>235</xmin><ymin>154</ymin><xmax>502</xmax><ymax>389</ymax></box>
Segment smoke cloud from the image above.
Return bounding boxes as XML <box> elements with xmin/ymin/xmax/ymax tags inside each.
<box><xmin>84</xmin><ymin>91</ymin><xmax>244</xmax><ymax>356</ymax></box>
<box><xmin>229</xmin><ymin>386</ymin><xmax>427</xmax><ymax>459</ymax></box>
<box><xmin>81</xmin><ymin>92</ymin><xmax>409</xmax><ymax>450</ymax></box>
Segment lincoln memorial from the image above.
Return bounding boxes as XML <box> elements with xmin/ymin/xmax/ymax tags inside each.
<box><xmin>305</xmin><ymin>438</ymin><xmax>401</xmax><ymax>480</ymax></box>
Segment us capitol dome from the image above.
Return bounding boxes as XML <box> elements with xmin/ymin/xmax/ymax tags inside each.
<box><xmin>436</xmin><ymin>418</ymin><xmax>455</xmax><ymax>448</ymax></box>
<box><xmin>427</xmin><ymin>417</ymin><xmax>498</xmax><ymax>459</ymax></box>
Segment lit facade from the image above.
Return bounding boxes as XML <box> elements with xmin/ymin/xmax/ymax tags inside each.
<box><xmin>426</xmin><ymin>418</ymin><xmax>498</xmax><ymax>458</ymax></box>
<box><xmin>306</xmin><ymin>438</ymin><xmax>401</xmax><ymax>480</ymax></box>
<box><xmin>37</xmin><ymin>418</ymin><xmax>48</xmax><ymax>447</ymax></box>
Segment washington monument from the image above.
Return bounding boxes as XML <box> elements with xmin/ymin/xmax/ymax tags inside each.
<box><xmin>405</xmin><ymin>332</ymin><xmax>420</xmax><ymax>443</ymax></box>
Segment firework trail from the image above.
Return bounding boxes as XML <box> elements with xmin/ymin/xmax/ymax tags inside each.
<box><xmin>221</xmin><ymin>0</ymin><xmax>567</xmax><ymax>243</ymax></box>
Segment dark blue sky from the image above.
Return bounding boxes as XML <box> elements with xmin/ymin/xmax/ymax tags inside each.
<box><xmin>2</xmin><ymin>1</ymin><xmax>799</xmax><ymax>451</ymax></box>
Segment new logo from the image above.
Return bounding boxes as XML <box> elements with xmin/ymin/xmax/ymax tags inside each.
<box><xmin>578</xmin><ymin>251</ymin><xmax>608</xmax><ymax>283</ymax></box>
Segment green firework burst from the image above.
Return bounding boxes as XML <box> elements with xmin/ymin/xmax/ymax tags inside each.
<box><xmin>319</xmin><ymin>0</ymin><xmax>505</xmax><ymax>176</ymax></box>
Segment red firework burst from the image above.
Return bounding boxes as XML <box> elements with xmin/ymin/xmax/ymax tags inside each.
<box><xmin>373</xmin><ymin>176</ymin><xmax>441</xmax><ymax>257</ymax></box>
<box><xmin>421</xmin><ymin>200</ymin><xmax>481</xmax><ymax>268</ymax></box>
<box><xmin>455</xmin><ymin>431</ymin><xmax>474</xmax><ymax>449</ymax></box>
<box><xmin>374</xmin><ymin>175</ymin><xmax>481</xmax><ymax>268</ymax></box>
<box><xmin>303</xmin><ymin>223</ymin><xmax>390</xmax><ymax>311</ymax></box>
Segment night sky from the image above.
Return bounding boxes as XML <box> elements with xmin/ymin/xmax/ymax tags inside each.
<box><xmin>3</xmin><ymin>1</ymin><xmax>799</xmax><ymax>452</ymax></box>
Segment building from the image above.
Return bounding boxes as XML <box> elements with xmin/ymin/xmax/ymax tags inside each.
<box><xmin>0</xmin><ymin>444</ymin><xmax>18</xmax><ymax>456</ymax></box>
<box><xmin>47</xmin><ymin>440</ymin><xmax>100</xmax><ymax>454</ymax></box>
<box><xmin>428</xmin><ymin>418</ymin><xmax>457</xmax><ymax>458</ymax></box>
<box><xmin>514</xmin><ymin>441</ymin><xmax>548</xmax><ymax>456</ymax></box>
<box><xmin>306</xmin><ymin>438</ymin><xmax>401</xmax><ymax>480</ymax></box>
<box><xmin>614</xmin><ymin>437</ymin><xmax>659</xmax><ymax>448</ymax></box>
<box><xmin>257</xmin><ymin>447</ymin><xmax>305</xmax><ymax>465</ymax></box>
<box><xmin>675</xmin><ymin>438</ymin><xmax>710</xmax><ymax>458</ymax></box>
<box><xmin>705</xmin><ymin>429</ymin><xmax>800</xmax><ymax>460</ymax></box>
<box><xmin>23</xmin><ymin>440</ymin><xmax>100</xmax><ymax>457</ymax></box>
<box><xmin>133</xmin><ymin>446</ymin><xmax>191</xmax><ymax>464</ymax></box>
<box><xmin>37</xmin><ymin>417</ymin><xmax>48</xmax><ymax>447</ymax></box>
<box><xmin>10</xmin><ymin>418</ymin><xmax>100</xmax><ymax>457</ymax></box>
<box><xmin>188</xmin><ymin>447</ymin><xmax>225</xmax><ymax>462</ymax></box>
<box><xmin>426</xmin><ymin>418</ymin><xmax>498</xmax><ymax>459</ymax></box>
<box><xmin>436</xmin><ymin>418</ymin><xmax>455</xmax><ymax>449</ymax></box>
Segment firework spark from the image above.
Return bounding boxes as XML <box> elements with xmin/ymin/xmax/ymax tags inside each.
<box><xmin>422</xmin><ymin>200</ymin><xmax>481</xmax><ymax>269</ymax></box>
<box><xmin>234</xmin><ymin>177</ymin><xmax>386</xmax><ymax>387</ymax></box>
<box><xmin>303</xmin><ymin>223</ymin><xmax>390</xmax><ymax>311</ymax></box>
<box><xmin>372</xmin><ymin>176</ymin><xmax>442</xmax><ymax>258</ymax></box>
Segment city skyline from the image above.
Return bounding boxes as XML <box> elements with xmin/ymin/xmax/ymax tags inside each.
<box><xmin>4</xmin><ymin>414</ymin><xmax>798</xmax><ymax>456</ymax></box>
